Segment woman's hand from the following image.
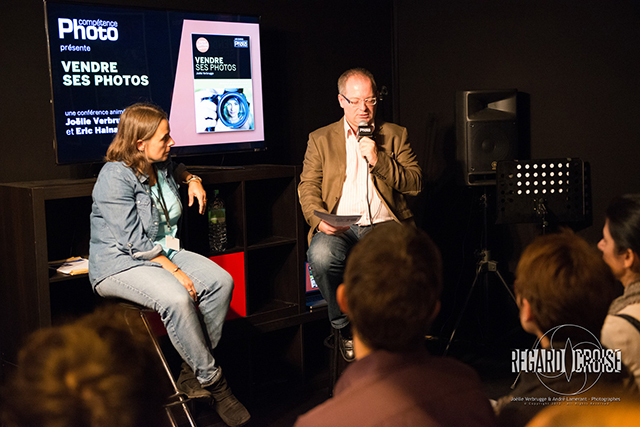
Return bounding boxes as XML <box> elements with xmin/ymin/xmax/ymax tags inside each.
<box><xmin>188</xmin><ymin>180</ymin><xmax>207</xmax><ymax>215</ymax></box>
<box><xmin>173</xmin><ymin>268</ymin><xmax>197</xmax><ymax>302</ymax></box>
<box><xmin>151</xmin><ymin>254</ymin><xmax>198</xmax><ymax>302</ymax></box>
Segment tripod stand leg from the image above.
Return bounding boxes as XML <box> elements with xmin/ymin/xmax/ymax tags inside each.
<box><xmin>443</xmin><ymin>270</ymin><xmax>481</xmax><ymax>356</ymax></box>
<box><xmin>495</xmin><ymin>269</ymin><xmax>516</xmax><ymax>302</ymax></box>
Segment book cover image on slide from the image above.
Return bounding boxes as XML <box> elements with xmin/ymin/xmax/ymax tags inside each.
<box><xmin>193</xmin><ymin>34</ymin><xmax>254</xmax><ymax>133</ymax></box>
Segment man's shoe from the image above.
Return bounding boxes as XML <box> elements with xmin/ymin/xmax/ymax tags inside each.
<box><xmin>206</xmin><ymin>368</ymin><xmax>251</xmax><ymax>427</ymax></box>
<box><xmin>176</xmin><ymin>362</ymin><xmax>212</xmax><ymax>399</ymax></box>
<box><xmin>338</xmin><ymin>330</ymin><xmax>355</xmax><ymax>362</ymax></box>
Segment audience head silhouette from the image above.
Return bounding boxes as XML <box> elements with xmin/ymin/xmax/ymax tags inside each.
<box><xmin>514</xmin><ymin>228</ymin><xmax>617</xmax><ymax>342</ymax></box>
<box><xmin>1</xmin><ymin>304</ymin><xmax>166</xmax><ymax>427</ymax></box>
<box><xmin>339</xmin><ymin>221</ymin><xmax>442</xmax><ymax>353</ymax></box>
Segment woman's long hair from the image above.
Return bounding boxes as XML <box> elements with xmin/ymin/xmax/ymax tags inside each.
<box><xmin>105</xmin><ymin>103</ymin><xmax>167</xmax><ymax>174</ymax></box>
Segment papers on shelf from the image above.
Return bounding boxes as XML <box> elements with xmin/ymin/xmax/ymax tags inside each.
<box><xmin>313</xmin><ymin>210</ymin><xmax>361</xmax><ymax>228</ymax></box>
<box><xmin>56</xmin><ymin>257</ymin><xmax>89</xmax><ymax>275</ymax></box>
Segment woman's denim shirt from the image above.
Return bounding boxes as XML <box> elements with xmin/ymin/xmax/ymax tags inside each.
<box><xmin>89</xmin><ymin>160</ymin><xmax>184</xmax><ymax>288</ymax></box>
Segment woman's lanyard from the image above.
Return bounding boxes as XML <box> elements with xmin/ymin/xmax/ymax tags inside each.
<box><xmin>152</xmin><ymin>167</ymin><xmax>173</xmax><ymax>231</ymax></box>
<box><xmin>151</xmin><ymin>166</ymin><xmax>180</xmax><ymax>251</ymax></box>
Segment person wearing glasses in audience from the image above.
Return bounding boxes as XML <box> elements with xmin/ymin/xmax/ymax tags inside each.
<box><xmin>298</xmin><ymin>68</ymin><xmax>422</xmax><ymax>363</ymax></box>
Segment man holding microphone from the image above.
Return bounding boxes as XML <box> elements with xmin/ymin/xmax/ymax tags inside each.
<box><xmin>298</xmin><ymin>68</ymin><xmax>422</xmax><ymax>362</ymax></box>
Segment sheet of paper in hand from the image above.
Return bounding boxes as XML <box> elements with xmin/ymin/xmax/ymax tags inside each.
<box><xmin>313</xmin><ymin>210</ymin><xmax>361</xmax><ymax>227</ymax></box>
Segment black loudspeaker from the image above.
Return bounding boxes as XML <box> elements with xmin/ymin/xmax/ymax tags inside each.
<box><xmin>456</xmin><ymin>89</ymin><xmax>518</xmax><ymax>186</ymax></box>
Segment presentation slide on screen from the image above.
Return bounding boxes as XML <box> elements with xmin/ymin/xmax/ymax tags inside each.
<box><xmin>46</xmin><ymin>3</ymin><xmax>263</xmax><ymax>163</ymax></box>
<box><xmin>192</xmin><ymin>34</ymin><xmax>255</xmax><ymax>134</ymax></box>
<box><xmin>169</xmin><ymin>20</ymin><xmax>263</xmax><ymax>148</ymax></box>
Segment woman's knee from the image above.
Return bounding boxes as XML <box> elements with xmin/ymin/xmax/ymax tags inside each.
<box><xmin>218</xmin><ymin>269</ymin><xmax>234</xmax><ymax>294</ymax></box>
<box><xmin>163</xmin><ymin>291</ymin><xmax>194</xmax><ymax>316</ymax></box>
<box><xmin>199</xmin><ymin>266</ymin><xmax>234</xmax><ymax>296</ymax></box>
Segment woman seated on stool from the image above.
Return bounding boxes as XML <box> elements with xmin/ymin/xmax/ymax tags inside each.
<box><xmin>88</xmin><ymin>102</ymin><xmax>250</xmax><ymax>427</ymax></box>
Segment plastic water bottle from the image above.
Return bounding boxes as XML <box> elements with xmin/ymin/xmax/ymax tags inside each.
<box><xmin>207</xmin><ymin>190</ymin><xmax>227</xmax><ymax>252</ymax></box>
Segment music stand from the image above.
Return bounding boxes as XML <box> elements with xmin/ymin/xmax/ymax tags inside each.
<box><xmin>443</xmin><ymin>158</ymin><xmax>590</xmax><ymax>355</ymax></box>
<box><xmin>495</xmin><ymin>158</ymin><xmax>590</xmax><ymax>231</ymax></box>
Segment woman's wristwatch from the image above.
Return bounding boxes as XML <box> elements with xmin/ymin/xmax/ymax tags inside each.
<box><xmin>184</xmin><ymin>174</ymin><xmax>202</xmax><ymax>185</ymax></box>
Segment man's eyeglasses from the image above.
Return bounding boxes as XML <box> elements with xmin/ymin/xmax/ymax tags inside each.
<box><xmin>341</xmin><ymin>94</ymin><xmax>378</xmax><ymax>106</ymax></box>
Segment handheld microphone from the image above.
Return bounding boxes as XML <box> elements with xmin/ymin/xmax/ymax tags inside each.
<box><xmin>357</xmin><ymin>121</ymin><xmax>374</xmax><ymax>222</ymax></box>
<box><xmin>357</xmin><ymin>121</ymin><xmax>374</xmax><ymax>141</ymax></box>
<box><xmin>358</xmin><ymin>120</ymin><xmax>374</xmax><ymax>166</ymax></box>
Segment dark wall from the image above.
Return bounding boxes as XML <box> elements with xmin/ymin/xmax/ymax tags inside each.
<box><xmin>396</xmin><ymin>0</ymin><xmax>640</xmax><ymax>248</ymax></box>
<box><xmin>0</xmin><ymin>0</ymin><xmax>394</xmax><ymax>182</ymax></box>
<box><xmin>394</xmin><ymin>0</ymin><xmax>640</xmax><ymax>345</ymax></box>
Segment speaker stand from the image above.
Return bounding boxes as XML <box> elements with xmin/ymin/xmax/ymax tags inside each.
<box><xmin>443</xmin><ymin>188</ymin><xmax>517</xmax><ymax>356</ymax></box>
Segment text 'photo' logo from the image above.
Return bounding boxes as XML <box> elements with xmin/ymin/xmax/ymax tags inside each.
<box><xmin>58</xmin><ymin>18</ymin><xmax>119</xmax><ymax>41</ymax></box>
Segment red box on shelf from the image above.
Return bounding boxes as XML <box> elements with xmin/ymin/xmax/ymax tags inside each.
<box><xmin>210</xmin><ymin>252</ymin><xmax>246</xmax><ymax>319</ymax></box>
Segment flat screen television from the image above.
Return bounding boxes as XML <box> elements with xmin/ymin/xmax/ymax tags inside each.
<box><xmin>44</xmin><ymin>1</ymin><xmax>265</xmax><ymax>165</ymax></box>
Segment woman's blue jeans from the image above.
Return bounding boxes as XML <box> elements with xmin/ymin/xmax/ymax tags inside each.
<box><xmin>307</xmin><ymin>224</ymin><xmax>374</xmax><ymax>330</ymax></box>
<box><xmin>95</xmin><ymin>249</ymin><xmax>233</xmax><ymax>386</ymax></box>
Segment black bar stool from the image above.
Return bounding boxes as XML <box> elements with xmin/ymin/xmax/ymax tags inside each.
<box><xmin>118</xmin><ymin>301</ymin><xmax>199</xmax><ymax>427</ymax></box>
